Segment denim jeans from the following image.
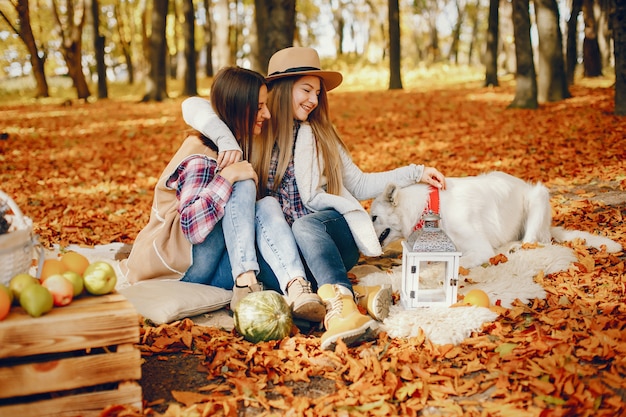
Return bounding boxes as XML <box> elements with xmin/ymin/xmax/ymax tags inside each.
<box><xmin>181</xmin><ymin>180</ymin><xmax>307</xmax><ymax>292</ymax></box>
<box><xmin>291</xmin><ymin>209</ymin><xmax>359</xmax><ymax>292</ymax></box>
<box><xmin>181</xmin><ymin>179</ymin><xmax>259</xmax><ymax>289</ymax></box>
<box><xmin>255</xmin><ymin>196</ymin><xmax>307</xmax><ymax>294</ymax></box>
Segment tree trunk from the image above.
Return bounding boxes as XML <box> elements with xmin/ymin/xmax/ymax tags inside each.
<box><xmin>509</xmin><ymin>0</ymin><xmax>537</xmax><ymax>109</ymax></box>
<box><xmin>254</xmin><ymin>0</ymin><xmax>296</xmax><ymax>74</ymax></box>
<box><xmin>91</xmin><ymin>0</ymin><xmax>108</xmax><ymax>99</ymax></box>
<box><xmin>3</xmin><ymin>0</ymin><xmax>50</xmax><ymax>97</ymax></box>
<box><xmin>114</xmin><ymin>2</ymin><xmax>134</xmax><ymax>84</ymax></box>
<box><xmin>52</xmin><ymin>0</ymin><xmax>90</xmax><ymax>100</ymax></box>
<box><xmin>448</xmin><ymin>0</ymin><xmax>465</xmax><ymax>64</ymax></box>
<box><xmin>212</xmin><ymin>0</ymin><xmax>230</xmax><ymax>71</ymax></box>
<box><xmin>534</xmin><ymin>0</ymin><xmax>570</xmax><ymax>103</ymax></box>
<box><xmin>203</xmin><ymin>0</ymin><xmax>214</xmax><ymax>77</ymax></box>
<box><xmin>429</xmin><ymin>14</ymin><xmax>440</xmax><ymax>62</ymax></box>
<box><xmin>388</xmin><ymin>0</ymin><xmax>402</xmax><ymax>89</ymax></box>
<box><xmin>566</xmin><ymin>0</ymin><xmax>582</xmax><ymax>85</ymax></box>
<box><xmin>182</xmin><ymin>0</ymin><xmax>197</xmax><ymax>96</ymax></box>
<box><xmin>614</xmin><ymin>0</ymin><xmax>626</xmax><ymax>115</ymax></box>
<box><xmin>142</xmin><ymin>0</ymin><xmax>169</xmax><ymax>102</ymax></box>
<box><xmin>484</xmin><ymin>0</ymin><xmax>499</xmax><ymax>87</ymax></box>
<box><xmin>582</xmin><ymin>0</ymin><xmax>603</xmax><ymax>77</ymax></box>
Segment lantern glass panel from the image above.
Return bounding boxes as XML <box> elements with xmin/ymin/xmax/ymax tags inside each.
<box><xmin>415</xmin><ymin>260</ymin><xmax>447</xmax><ymax>303</ymax></box>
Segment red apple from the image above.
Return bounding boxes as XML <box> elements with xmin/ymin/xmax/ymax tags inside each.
<box><xmin>42</xmin><ymin>274</ymin><xmax>74</xmax><ymax>306</ymax></box>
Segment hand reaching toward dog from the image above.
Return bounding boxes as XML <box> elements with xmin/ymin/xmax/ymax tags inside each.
<box><xmin>420</xmin><ymin>167</ymin><xmax>446</xmax><ymax>190</ymax></box>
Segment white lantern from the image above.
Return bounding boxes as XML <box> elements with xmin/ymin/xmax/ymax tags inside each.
<box><xmin>401</xmin><ymin>212</ymin><xmax>461</xmax><ymax>308</ymax></box>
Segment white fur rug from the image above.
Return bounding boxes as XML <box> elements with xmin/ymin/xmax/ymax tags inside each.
<box><xmin>353</xmin><ymin>243</ymin><xmax>577</xmax><ymax>345</ymax></box>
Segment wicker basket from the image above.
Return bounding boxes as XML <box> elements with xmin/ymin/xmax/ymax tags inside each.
<box><xmin>0</xmin><ymin>190</ymin><xmax>43</xmax><ymax>286</ymax></box>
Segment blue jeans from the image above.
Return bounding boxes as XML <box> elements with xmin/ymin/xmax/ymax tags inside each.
<box><xmin>291</xmin><ymin>210</ymin><xmax>360</xmax><ymax>292</ymax></box>
<box><xmin>255</xmin><ymin>196</ymin><xmax>307</xmax><ymax>294</ymax></box>
<box><xmin>181</xmin><ymin>180</ymin><xmax>259</xmax><ymax>289</ymax></box>
<box><xmin>181</xmin><ymin>180</ymin><xmax>307</xmax><ymax>292</ymax></box>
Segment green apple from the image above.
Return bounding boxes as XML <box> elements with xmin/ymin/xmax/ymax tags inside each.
<box><xmin>0</xmin><ymin>283</ymin><xmax>14</xmax><ymax>304</ymax></box>
<box><xmin>83</xmin><ymin>261</ymin><xmax>117</xmax><ymax>295</ymax></box>
<box><xmin>62</xmin><ymin>270</ymin><xmax>84</xmax><ymax>297</ymax></box>
<box><xmin>9</xmin><ymin>273</ymin><xmax>39</xmax><ymax>304</ymax></box>
<box><xmin>19</xmin><ymin>284</ymin><xmax>54</xmax><ymax>317</ymax></box>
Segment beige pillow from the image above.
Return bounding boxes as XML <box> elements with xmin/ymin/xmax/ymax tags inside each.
<box><xmin>119</xmin><ymin>279</ymin><xmax>232</xmax><ymax>324</ymax></box>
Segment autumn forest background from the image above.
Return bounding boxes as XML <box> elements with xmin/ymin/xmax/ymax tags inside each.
<box><xmin>2</xmin><ymin>0</ymin><xmax>626</xmax><ymax>415</ymax></box>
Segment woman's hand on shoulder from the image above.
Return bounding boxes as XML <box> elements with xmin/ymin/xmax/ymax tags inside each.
<box><xmin>219</xmin><ymin>160</ymin><xmax>258</xmax><ymax>185</ymax></box>
<box><xmin>420</xmin><ymin>166</ymin><xmax>446</xmax><ymax>190</ymax></box>
<box><xmin>217</xmin><ymin>150</ymin><xmax>242</xmax><ymax>169</ymax></box>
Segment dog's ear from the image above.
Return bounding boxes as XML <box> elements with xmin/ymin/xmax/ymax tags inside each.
<box><xmin>383</xmin><ymin>183</ymin><xmax>400</xmax><ymax>207</ymax></box>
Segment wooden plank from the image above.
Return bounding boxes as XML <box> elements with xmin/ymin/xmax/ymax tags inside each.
<box><xmin>0</xmin><ymin>381</ymin><xmax>142</xmax><ymax>417</ymax></box>
<box><xmin>0</xmin><ymin>293</ymin><xmax>140</xmax><ymax>359</ymax></box>
<box><xmin>0</xmin><ymin>345</ymin><xmax>141</xmax><ymax>399</ymax></box>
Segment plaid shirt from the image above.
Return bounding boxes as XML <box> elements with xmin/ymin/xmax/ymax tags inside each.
<box><xmin>166</xmin><ymin>155</ymin><xmax>232</xmax><ymax>244</ymax></box>
<box><xmin>267</xmin><ymin>122</ymin><xmax>311</xmax><ymax>225</ymax></box>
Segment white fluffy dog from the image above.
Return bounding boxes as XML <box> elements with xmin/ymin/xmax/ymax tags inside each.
<box><xmin>370</xmin><ymin>171</ymin><xmax>622</xmax><ymax>268</ymax></box>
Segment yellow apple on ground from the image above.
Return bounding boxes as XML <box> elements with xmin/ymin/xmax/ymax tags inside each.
<box><xmin>62</xmin><ymin>271</ymin><xmax>84</xmax><ymax>297</ymax></box>
<box><xmin>462</xmin><ymin>289</ymin><xmax>490</xmax><ymax>307</ymax></box>
<box><xmin>19</xmin><ymin>284</ymin><xmax>53</xmax><ymax>317</ymax></box>
<box><xmin>9</xmin><ymin>273</ymin><xmax>39</xmax><ymax>304</ymax></box>
<box><xmin>83</xmin><ymin>261</ymin><xmax>117</xmax><ymax>295</ymax></box>
<box><xmin>42</xmin><ymin>274</ymin><xmax>74</xmax><ymax>306</ymax></box>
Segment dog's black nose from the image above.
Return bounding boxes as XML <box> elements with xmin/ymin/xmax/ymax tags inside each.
<box><xmin>378</xmin><ymin>228</ymin><xmax>390</xmax><ymax>244</ymax></box>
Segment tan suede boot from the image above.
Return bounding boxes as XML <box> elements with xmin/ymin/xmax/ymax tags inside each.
<box><xmin>353</xmin><ymin>284</ymin><xmax>392</xmax><ymax>321</ymax></box>
<box><xmin>284</xmin><ymin>277</ymin><xmax>326</xmax><ymax>322</ymax></box>
<box><xmin>317</xmin><ymin>284</ymin><xmax>378</xmax><ymax>351</ymax></box>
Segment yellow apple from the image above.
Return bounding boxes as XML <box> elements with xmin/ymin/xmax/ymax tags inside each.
<box><xmin>20</xmin><ymin>284</ymin><xmax>54</xmax><ymax>317</ymax></box>
<box><xmin>62</xmin><ymin>270</ymin><xmax>84</xmax><ymax>297</ymax></box>
<box><xmin>9</xmin><ymin>273</ymin><xmax>39</xmax><ymax>304</ymax></box>
<box><xmin>83</xmin><ymin>261</ymin><xmax>117</xmax><ymax>295</ymax></box>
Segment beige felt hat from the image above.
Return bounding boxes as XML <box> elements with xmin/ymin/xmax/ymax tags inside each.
<box><xmin>265</xmin><ymin>47</ymin><xmax>343</xmax><ymax>91</ymax></box>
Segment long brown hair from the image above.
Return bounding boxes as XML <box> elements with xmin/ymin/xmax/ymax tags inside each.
<box><xmin>210</xmin><ymin>66</ymin><xmax>266</xmax><ymax>161</ymax></box>
<box><xmin>253</xmin><ymin>76</ymin><xmax>348</xmax><ymax>197</ymax></box>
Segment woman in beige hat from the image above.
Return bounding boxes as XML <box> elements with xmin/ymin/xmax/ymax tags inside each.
<box><xmin>182</xmin><ymin>47</ymin><xmax>446</xmax><ymax>350</ymax></box>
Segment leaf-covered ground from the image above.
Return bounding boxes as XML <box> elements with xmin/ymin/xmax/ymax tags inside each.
<box><xmin>1</xmin><ymin>76</ymin><xmax>625</xmax><ymax>416</ymax></box>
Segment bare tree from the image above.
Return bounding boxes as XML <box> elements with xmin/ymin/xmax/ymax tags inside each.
<box><xmin>509</xmin><ymin>0</ymin><xmax>537</xmax><ymax>109</ymax></box>
<box><xmin>114</xmin><ymin>0</ymin><xmax>135</xmax><ymax>84</ymax></box>
<box><xmin>484</xmin><ymin>0</ymin><xmax>499</xmax><ymax>86</ymax></box>
<box><xmin>182</xmin><ymin>0</ymin><xmax>197</xmax><ymax>96</ymax></box>
<box><xmin>254</xmin><ymin>0</ymin><xmax>296</xmax><ymax>73</ymax></box>
<box><xmin>51</xmin><ymin>0</ymin><xmax>90</xmax><ymax>99</ymax></box>
<box><xmin>582</xmin><ymin>0</ymin><xmax>603</xmax><ymax>77</ymax></box>
<box><xmin>448</xmin><ymin>0</ymin><xmax>466</xmax><ymax>64</ymax></box>
<box><xmin>203</xmin><ymin>0</ymin><xmax>214</xmax><ymax>77</ymax></box>
<box><xmin>614</xmin><ymin>0</ymin><xmax>626</xmax><ymax>115</ymax></box>
<box><xmin>142</xmin><ymin>0</ymin><xmax>168</xmax><ymax>101</ymax></box>
<box><xmin>91</xmin><ymin>0</ymin><xmax>108</xmax><ymax>99</ymax></box>
<box><xmin>0</xmin><ymin>0</ymin><xmax>49</xmax><ymax>97</ymax></box>
<box><xmin>534</xmin><ymin>0</ymin><xmax>570</xmax><ymax>102</ymax></box>
<box><xmin>566</xmin><ymin>0</ymin><xmax>583</xmax><ymax>85</ymax></box>
<box><xmin>388</xmin><ymin>0</ymin><xmax>402</xmax><ymax>89</ymax></box>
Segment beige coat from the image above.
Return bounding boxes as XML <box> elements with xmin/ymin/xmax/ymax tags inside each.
<box><xmin>119</xmin><ymin>136</ymin><xmax>218</xmax><ymax>283</ymax></box>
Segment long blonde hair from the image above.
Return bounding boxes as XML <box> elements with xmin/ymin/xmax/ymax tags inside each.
<box><xmin>252</xmin><ymin>76</ymin><xmax>348</xmax><ymax>197</ymax></box>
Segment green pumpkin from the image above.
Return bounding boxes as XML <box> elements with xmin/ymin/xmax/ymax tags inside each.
<box><xmin>233</xmin><ymin>290</ymin><xmax>293</xmax><ymax>343</ymax></box>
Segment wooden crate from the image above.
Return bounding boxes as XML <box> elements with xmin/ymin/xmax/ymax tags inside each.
<box><xmin>0</xmin><ymin>292</ymin><xmax>142</xmax><ymax>417</ymax></box>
